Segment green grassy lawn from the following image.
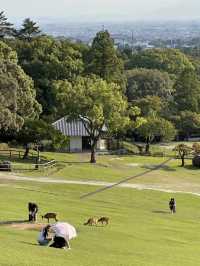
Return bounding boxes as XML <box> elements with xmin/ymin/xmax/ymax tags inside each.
<box><xmin>17</xmin><ymin>151</ymin><xmax>199</xmax><ymax>193</ymax></box>
<box><xmin>0</xmin><ymin>180</ymin><xmax>200</xmax><ymax>265</ymax></box>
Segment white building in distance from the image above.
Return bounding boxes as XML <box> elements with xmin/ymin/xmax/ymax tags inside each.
<box><xmin>52</xmin><ymin>117</ymin><xmax>107</xmax><ymax>152</ymax></box>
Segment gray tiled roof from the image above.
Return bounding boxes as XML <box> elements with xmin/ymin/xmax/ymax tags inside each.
<box><xmin>52</xmin><ymin>117</ymin><xmax>89</xmax><ymax>137</ymax></box>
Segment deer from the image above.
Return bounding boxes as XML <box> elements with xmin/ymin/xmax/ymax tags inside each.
<box><xmin>97</xmin><ymin>217</ymin><xmax>109</xmax><ymax>225</ymax></box>
<box><xmin>84</xmin><ymin>217</ymin><xmax>98</xmax><ymax>226</ymax></box>
<box><xmin>42</xmin><ymin>213</ymin><xmax>58</xmax><ymax>223</ymax></box>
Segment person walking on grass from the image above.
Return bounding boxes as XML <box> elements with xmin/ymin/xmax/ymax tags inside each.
<box><xmin>169</xmin><ymin>198</ymin><xmax>176</xmax><ymax>214</ymax></box>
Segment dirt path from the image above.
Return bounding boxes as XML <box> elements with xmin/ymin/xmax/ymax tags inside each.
<box><xmin>1</xmin><ymin>172</ymin><xmax>200</xmax><ymax>198</ymax></box>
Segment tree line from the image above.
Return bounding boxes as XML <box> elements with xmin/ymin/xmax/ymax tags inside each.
<box><xmin>1</xmin><ymin>11</ymin><xmax>200</xmax><ymax>162</ymax></box>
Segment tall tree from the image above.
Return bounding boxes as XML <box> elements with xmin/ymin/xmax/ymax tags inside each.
<box><xmin>0</xmin><ymin>41</ymin><xmax>41</xmax><ymax>131</ymax></box>
<box><xmin>18</xmin><ymin>18</ymin><xmax>41</xmax><ymax>41</ymax></box>
<box><xmin>0</xmin><ymin>11</ymin><xmax>14</xmax><ymax>38</ymax></box>
<box><xmin>87</xmin><ymin>30</ymin><xmax>126</xmax><ymax>90</ymax></box>
<box><xmin>54</xmin><ymin>75</ymin><xmax>130</xmax><ymax>163</ymax></box>
<box><xmin>174</xmin><ymin>69</ymin><xmax>200</xmax><ymax>113</ymax></box>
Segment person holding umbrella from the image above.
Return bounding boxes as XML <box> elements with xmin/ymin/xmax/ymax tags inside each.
<box><xmin>50</xmin><ymin>222</ymin><xmax>77</xmax><ymax>249</ymax></box>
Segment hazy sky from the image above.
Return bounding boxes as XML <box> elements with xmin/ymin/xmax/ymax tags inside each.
<box><xmin>1</xmin><ymin>0</ymin><xmax>200</xmax><ymax>22</ymax></box>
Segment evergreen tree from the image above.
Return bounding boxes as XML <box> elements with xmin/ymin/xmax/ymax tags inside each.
<box><xmin>18</xmin><ymin>18</ymin><xmax>41</xmax><ymax>41</ymax></box>
<box><xmin>0</xmin><ymin>11</ymin><xmax>14</xmax><ymax>38</ymax></box>
<box><xmin>87</xmin><ymin>30</ymin><xmax>126</xmax><ymax>90</ymax></box>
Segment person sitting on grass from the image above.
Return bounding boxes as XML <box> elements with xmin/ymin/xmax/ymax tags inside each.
<box><xmin>50</xmin><ymin>222</ymin><xmax>77</xmax><ymax>250</ymax></box>
<box><xmin>38</xmin><ymin>225</ymin><xmax>52</xmax><ymax>246</ymax></box>
<box><xmin>169</xmin><ymin>198</ymin><xmax>176</xmax><ymax>214</ymax></box>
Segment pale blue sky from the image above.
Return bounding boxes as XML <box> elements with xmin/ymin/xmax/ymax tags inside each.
<box><xmin>1</xmin><ymin>0</ymin><xmax>199</xmax><ymax>22</ymax></box>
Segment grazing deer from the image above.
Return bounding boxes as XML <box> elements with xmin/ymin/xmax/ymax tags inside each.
<box><xmin>42</xmin><ymin>213</ymin><xmax>58</xmax><ymax>223</ymax></box>
<box><xmin>84</xmin><ymin>217</ymin><xmax>98</xmax><ymax>226</ymax></box>
<box><xmin>98</xmin><ymin>217</ymin><xmax>109</xmax><ymax>225</ymax></box>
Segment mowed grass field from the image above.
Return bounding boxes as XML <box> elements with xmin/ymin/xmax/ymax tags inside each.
<box><xmin>0</xmin><ymin>145</ymin><xmax>200</xmax><ymax>266</ymax></box>
<box><xmin>0</xmin><ymin>180</ymin><xmax>200</xmax><ymax>266</ymax></box>
<box><xmin>18</xmin><ymin>149</ymin><xmax>200</xmax><ymax>193</ymax></box>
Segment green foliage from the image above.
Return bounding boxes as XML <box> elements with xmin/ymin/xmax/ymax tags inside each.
<box><xmin>10</xmin><ymin>36</ymin><xmax>84</xmax><ymax>119</ymax></box>
<box><xmin>16</xmin><ymin>119</ymin><xmax>68</xmax><ymax>150</ymax></box>
<box><xmin>0</xmin><ymin>11</ymin><xmax>14</xmax><ymax>38</ymax></box>
<box><xmin>54</xmin><ymin>75</ymin><xmax>130</xmax><ymax>162</ymax></box>
<box><xmin>126</xmin><ymin>68</ymin><xmax>174</xmax><ymax>101</ymax></box>
<box><xmin>127</xmin><ymin>48</ymin><xmax>194</xmax><ymax>76</ymax></box>
<box><xmin>174</xmin><ymin>69</ymin><xmax>200</xmax><ymax>113</ymax></box>
<box><xmin>133</xmin><ymin>96</ymin><xmax>163</xmax><ymax>116</ymax></box>
<box><xmin>0</xmin><ymin>41</ymin><xmax>41</xmax><ymax>131</ymax></box>
<box><xmin>172</xmin><ymin>111</ymin><xmax>200</xmax><ymax>138</ymax></box>
<box><xmin>137</xmin><ymin>116</ymin><xmax>176</xmax><ymax>144</ymax></box>
<box><xmin>192</xmin><ymin>143</ymin><xmax>200</xmax><ymax>155</ymax></box>
<box><xmin>87</xmin><ymin>30</ymin><xmax>126</xmax><ymax>90</ymax></box>
<box><xmin>17</xmin><ymin>18</ymin><xmax>41</xmax><ymax>40</ymax></box>
<box><xmin>173</xmin><ymin>144</ymin><xmax>193</xmax><ymax>166</ymax></box>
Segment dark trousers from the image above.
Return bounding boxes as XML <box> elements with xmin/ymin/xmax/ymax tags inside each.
<box><xmin>49</xmin><ymin>237</ymin><xmax>67</xmax><ymax>249</ymax></box>
<box><xmin>28</xmin><ymin>211</ymin><xmax>37</xmax><ymax>222</ymax></box>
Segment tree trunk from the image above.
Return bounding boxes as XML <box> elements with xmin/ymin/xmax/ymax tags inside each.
<box><xmin>145</xmin><ymin>142</ymin><xmax>150</xmax><ymax>154</ymax></box>
<box><xmin>181</xmin><ymin>156</ymin><xmax>185</xmax><ymax>167</ymax></box>
<box><xmin>23</xmin><ymin>145</ymin><xmax>30</xmax><ymax>159</ymax></box>
<box><xmin>90</xmin><ymin>143</ymin><xmax>96</xmax><ymax>164</ymax></box>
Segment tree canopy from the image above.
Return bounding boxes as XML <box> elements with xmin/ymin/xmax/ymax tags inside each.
<box><xmin>0</xmin><ymin>41</ymin><xmax>41</xmax><ymax>131</ymax></box>
<box><xmin>127</xmin><ymin>48</ymin><xmax>194</xmax><ymax>76</ymax></box>
<box><xmin>87</xmin><ymin>30</ymin><xmax>126</xmax><ymax>90</ymax></box>
<box><xmin>137</xmin><ymin>115</ymin><xmax>176</xmax><ymax>153</ymax></box>
<box><xmin>54</xmin><ymin>75</ymin><xmax>130</xmax><ymax>162</ymax></box>
<box><xmin>10</xmin><ymin>36</ymin><xmax>84</xmax><ymax>119</ymax></box>
<box><xmin>0</xmin><ymin>11</ymin><xmax>14</xmax><ymax>38</ymax></box>
<box><xmin>126</xmin><ymin>68</ymin><xmax>174</xmax><ymax>101</ymax></box>
<box><xmin>17</xmin><ymin>18</ymin><xmax>41</xmax><ymax>41</ymax></box>
<box><xmin>174</xmin><ymin>69</ymin><xmax>200</xmax><ymax>113</ymax></box>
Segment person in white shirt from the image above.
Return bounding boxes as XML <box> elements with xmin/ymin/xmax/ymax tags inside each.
<box><xmin>49</xmin><ymin>222</ymin><xmax>77</xmax><ymax>249</ymax></box>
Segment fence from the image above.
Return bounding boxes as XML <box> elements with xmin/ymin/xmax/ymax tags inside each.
<box><xmin>0</xmin><ymin>160</ymin><xmax>57</xmax><ymax>172</ymax></box>
<box><xmin>0</xmin><ymin>149</ymin><xmax>39</xmax><ymax>160</ymax></box>
<box><xmin>0</xmin><ymin>149</ymin><xmax>56</xmax><ymax>172</ymax></box>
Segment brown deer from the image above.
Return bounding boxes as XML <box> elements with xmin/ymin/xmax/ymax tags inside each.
<box><xmin>42</xmin><ymin>213</ymin><xmax>58</xmax><ymax>223</ymax></box>
<box><xmin>97</xmin><ymin>217</ymin><xmax>109</xmax><ymax>225</ymax></box>
<box><xmin>84</xmin><ymin>217</ymin><xmax>98</xmax><ymax>226</ymax></box>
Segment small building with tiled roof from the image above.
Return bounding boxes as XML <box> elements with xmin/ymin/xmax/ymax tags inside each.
<box><xmin>52</xmin><ymin>117</ymin><xmax>107</xmax><ymax>152</ymax></box>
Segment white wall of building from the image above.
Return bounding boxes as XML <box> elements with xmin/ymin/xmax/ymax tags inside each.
<box><xmin>97</xmin><ymin>139</ymin><xmax>107</xmax><ymax>150</ymax></box>
<box><xmin>70</xmin><ymin>136</ymin><xmax>82</xmax><ymax>152</ymax></box>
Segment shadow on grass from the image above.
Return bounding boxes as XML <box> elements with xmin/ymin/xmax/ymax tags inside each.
<box><xmin>59</xmin><ymin>161</ymin><xmax>89</xmax><ymax>164</ymax></box>
<box><xmin>19</xmin><ymin>241</ymin><xmax>39</xmax><ymax>246</ymax></box>
<box><xmin>184</xmin><ymin>165</ymin><xmax>200</xmax><ymax>170</ymax></box>
<box><xmin>152</xmin><ymin>210</ymin><xmax>170</xmax><ymax>214</ymax></box>
<box><xmin>0</xmin><ymin>220</ymin><xmax>28</xmax><ymax>225</ymax></box>
<box><xmin>141</xmin><ymin>164</ymin><xmax>176</xmax><ymax>172</ymax></box>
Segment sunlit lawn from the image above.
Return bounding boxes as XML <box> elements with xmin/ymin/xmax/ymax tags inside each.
<box><xmin>0</xmin><ymin>181</ymin><xmax>200</xmax><ymax>265</ymax></box>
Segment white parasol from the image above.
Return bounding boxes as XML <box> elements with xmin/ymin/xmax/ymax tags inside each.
<box><xmin>51</xmin><ymin>222</ymin><xmax>77</xmax><ymax>240</ymax></box>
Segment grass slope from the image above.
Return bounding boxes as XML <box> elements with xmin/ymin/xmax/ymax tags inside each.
<box><xmin>0</xmin><ymin>181</ymin><xmax>200</xmax><ymax>265</ymax></box>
